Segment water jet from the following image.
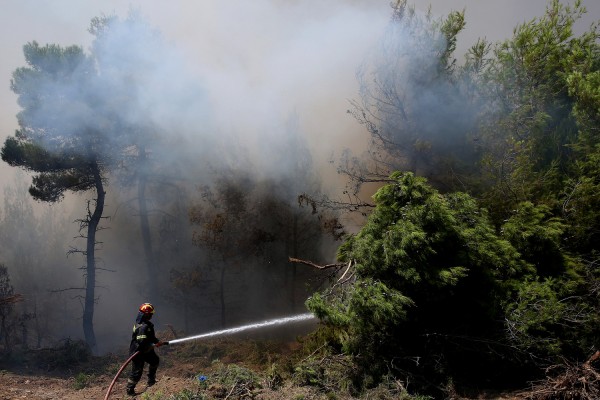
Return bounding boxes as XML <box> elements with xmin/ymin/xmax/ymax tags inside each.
<box><xmin>104</xmin><ymin>312</ymin><xmax>316</xmax><ymax>399</ymax></box>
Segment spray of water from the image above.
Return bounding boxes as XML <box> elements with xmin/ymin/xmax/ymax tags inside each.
<box><xmin>168</xmin><ymin>313</ymin><xmax>315</xmax><ymax>345</ymax></box>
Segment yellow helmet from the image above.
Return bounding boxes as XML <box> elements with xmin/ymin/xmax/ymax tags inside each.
<box><xmin>139</xmin><ymin>303</ymin><xmax>155</xmax><ymax>315</ymax></box>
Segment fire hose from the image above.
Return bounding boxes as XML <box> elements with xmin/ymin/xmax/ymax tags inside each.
<box><xmin>103</xmin><ymin>342</ymin><xmax>168</xmax><ymax>400</ymax></box>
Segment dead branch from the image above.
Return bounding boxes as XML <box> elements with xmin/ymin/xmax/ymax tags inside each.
<box><xmin>338</xmin><ymin>260</ymin><xmax>354</xmax><ymax>282</ymax></box>
<box><xmin>583</xmin><ymin>350</ymin><xmax>600</xmax><ymax>368</ymax></box>
<box><xmin>335</xmin><ymin>272</ymin><xmax>356</xmax><ymax>287</ymax></box>
<box><xmin>50</xmin><ymin>287</ymin><xmax>86</xmax><ymax>293</ymax></box>
<box><xmin>0</xmin><ymin>294</ymin><xmax>24</xmax><ymax>306</ymax></box>
<box><xmin>288</xmin><ymin>257</ymin><xmax>345</xmax><ymax>270</ymax></box>
<box><xmin>519</xmin><ymin>353</ymin><xmax>600</xmax><ymax>399</ymax></box>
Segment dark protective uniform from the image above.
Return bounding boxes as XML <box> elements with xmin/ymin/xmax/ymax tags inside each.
<box><xmin>126</xmin><ymin>311</ymin><xmax>160</xmax><ymax>393</ymax></box>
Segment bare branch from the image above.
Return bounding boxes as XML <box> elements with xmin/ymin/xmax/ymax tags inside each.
<box><xmin>338</xmin><ymin>260</ymin><xmax>354</xmax><ymax>282</ymax></box>
<box><xmin>50</xmin><ymin>287</ymin><xmax>85</xmax><ymax>293</ymax></box>
<box><xmin>288</xmin><ymin>257</ymin><xmax>345</xmax><ymax>270</ymax></box>
<box><xmin>0</xmin><ymin>293</ymin><xmax>24</xmax><ymax>306</ymax></box>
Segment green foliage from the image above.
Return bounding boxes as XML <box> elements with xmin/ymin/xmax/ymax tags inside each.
<box><xmin>562</xmin><ymin>55</ymin><xmax>600</xmax><ymax>252</ymax></box>
<box><xmin>364</xmin><ymin>374</ymin><xmax>433</xmax><ymax>400</ymax></box>
<box><xmin>309</xmin><ymin>166</ymin><xmax>599</xmax><ymax>392</ymax></box>
<box><xmin>500</xmin><ymin>202</ymin><xmax>566</xmax><ymax>278</ymax></box>
<box><xmin>438</xmin><ymin>6</ymin><xmax>466</xmax><ymax>74</ymax></box>
<box><xmin>292</xmin><ymin>353</ymin><xmax>355</xmax><ymax>395</ymax></box>
<box><xmin>72</xmin><ymin>372</ymin><xmax>93</xmax><ymax>390</ymax></box>
<box><xmin>195</xmin><ymin>362</ymin><xmax>262</xmax><ymax>399</ymax></box>
<box><xmin>293</xmin><ymin>361</ymin><xmax>323</xmax><ymax>387</ymax></box>
<box><xmin>562</xmin><ymin>169</ymin><xmax>600</xmax><ymax>252</ymax></box>
<box><xmin>264</xmin><ymin>363</ymin><xmax>284</xmax><ymax>390</ymax></box>
<box><xmin>141</xmin><ymin>389</ymin><xmax>204</xmax><ymax>400</ymax></box>
<box><xmin>478</xmin><ymin>0</ymin><xmax>600</xmax><ymax>227</ymax></box>
<box><xmin>469</xmin><ymin>0</ymin><xmax>600</xmax><ymax>362</ymax></box>
<box><xmin>496</xmin><ymin>202</ymin><xmax>595</xmax><ymax>361</ymax></box>
<box><xmin>505</xmin><ymin>279</ymin><xmax>576</xmax><ymax>356</ymax></box>
<box><xmin>212</xmin><ymin>363</ymin><xmax>260</xmax><ymax>388</ymax></box>
<box><xmin>308</xmin><ymin>172</ymin><xmax>525</xmax><ymax>384</ymax></box>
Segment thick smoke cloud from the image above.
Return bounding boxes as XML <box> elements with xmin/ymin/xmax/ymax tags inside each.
<box><xmin>1</xmin><ymin>0</ymin><xmax>394</xmax><ymax>353</ymax></box>
<box><xmin>80</xmin><ymin>2</ymin><xmax>395</xmax><ymax>182</ymax></box>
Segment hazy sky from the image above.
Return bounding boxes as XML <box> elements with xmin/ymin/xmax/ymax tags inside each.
<box><xmin>1</xmin><ymin>0</ymin><xmax>598</xmax><ymax>189</ymax></box>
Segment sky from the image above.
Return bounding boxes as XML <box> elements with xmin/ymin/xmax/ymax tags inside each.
<box><xmin>0</xmin><ymin>0</ymin><xmax>598</xmax><ymax>351</ymax></box>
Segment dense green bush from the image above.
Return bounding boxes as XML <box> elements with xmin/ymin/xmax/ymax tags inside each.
<box><xmin>307</xmin><ymin>171</ymin><xmax>597</xmax><ymax>393</ymax></box>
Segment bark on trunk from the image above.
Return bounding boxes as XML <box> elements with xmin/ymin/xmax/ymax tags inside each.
<box><xmin>82</xmin><ymin>164</ymin><xmax>105</xmax><ymax>354</ymax></box>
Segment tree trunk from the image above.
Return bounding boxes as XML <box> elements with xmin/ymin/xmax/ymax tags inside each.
<box><xmin>82</xmin><ymin>164</ymin><xmax>105</xmax><ymax>353</ymax></box>
<box><xmin>0</xmin><ymin>314</ymin><xmax>8</xmax><ymax>352</ymax></box>
<box><xmin>183</xmin><ymin>293</ymin><xmax>189</xmax><ymax>334</ymax></box>
<box><xmin>138</xmin><ymin>171</ymin><xmax>158</xmax><ymax>298</ymax></box>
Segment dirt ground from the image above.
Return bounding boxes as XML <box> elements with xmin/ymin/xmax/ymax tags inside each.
<box><xmin>0</xmin><ymin>368</ymin><xmax>327</xmax><ymax>400</ymax></box>
<box><xmin>0</xmin><ymin>339</ymin><xmax>323</xmax><ymax>400</ymax></box>
<box><xmin>0</xmin><ymin>375</ymin><xmax>529</xmax><ymax>400</ymax></box>
<box><xmin>0</xmin><ymin>370</ymin><xmax>192</xmax><ymax>400</ymax></box>
<box><xmin>0</xmin><ymin>338</ymin><xmax>534</xmax><ymax>400</ymax></box>
<box><xmin>1</xmin><ymin>338</ymin><xmax>596</xmax><ymax>400</ymax></box>
<box><xmin>0</xmin><ymin>367</ymin><xmax>525</xmax><ymax>400</ymax></box>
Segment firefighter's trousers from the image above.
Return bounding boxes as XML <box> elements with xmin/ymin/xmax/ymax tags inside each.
<box><xmin>127</xmin><ymin>349</ymin><xmax>159</xmax><ymax>389</ymax></box>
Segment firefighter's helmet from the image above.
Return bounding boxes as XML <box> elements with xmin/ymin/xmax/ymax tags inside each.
<box><xmin>139</xmin><ymin>303</ymin><xmax>155</xmax><ymax>315</ymax></box>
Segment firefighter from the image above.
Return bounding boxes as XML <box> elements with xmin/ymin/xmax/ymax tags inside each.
<box><xmin>126</xmin><ymin>302</ymin><xmax>164</xmax><ymax>396</ymax></box>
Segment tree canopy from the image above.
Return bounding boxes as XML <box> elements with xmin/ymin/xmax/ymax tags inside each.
<box><xmin>0</xmin><ymin>14</ymin><xmax>171</xmax><ymax>352</ymax></box>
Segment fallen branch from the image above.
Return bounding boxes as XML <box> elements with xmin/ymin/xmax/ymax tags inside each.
<box><xmin>583</xmin><ymin>350</ymin><xmax>600</xmax><ymax>368</ymax></box>
<box><xmin>520</xmin><ymin>353</ymin><xmax>600</xmax><ymax>399</ymax></box>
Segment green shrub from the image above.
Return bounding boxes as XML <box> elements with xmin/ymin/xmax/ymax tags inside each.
<box><xmin>72</xmin><ymin>372</ymin><xmax>92</xmax><ymax>390</ymax></box>
<box><xmin>292</xmin><ymin>353</ymin><xmax>355</xmax><ymax>395</ymax></box>
<box><xmin>265</xmin><ymin>363</ymin><xmax>284</xmax><ymax>390</ymax></box>
<box><xmin>199</xmin><ymin>362</ymin><xmax>262</xmax><ymax>399</ymax></box>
